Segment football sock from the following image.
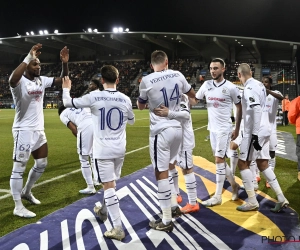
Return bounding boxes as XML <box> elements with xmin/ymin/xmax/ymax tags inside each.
<box><xmin>104</xmin><ymin>188</ymin><xmax>122</xmax><ymax>228</ymax></box>
<box><xmin>184</xmin><ymin>173</ymin><xmax>197</xmax><ymax>205</ymax></box>
<box><xmin>157</xmin><ymin>179</ymin><xmax>172</xmax><ymax>225</ymax></box>
<box><xmin>215</xmin><ymin>163</ymin><xmax>226</xmax><ymax>196</ymax></box>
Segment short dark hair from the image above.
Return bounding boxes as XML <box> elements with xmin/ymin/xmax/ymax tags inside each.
<box><xmin>263</xmin><ymin>76</ymin><xmax>273</xmax><ymax>84</ymax></box>
<box><xmin>211</xmin><ymin>58</ymin><xmax>225</xmax><ymax>67</ymax></box>
<box><xmin>151</xmin><ymin>50</ymin><xmax>168</xmax><ymax>65</ymax></box>
<box><xmin>58</xmin><ymin>105</ymin><xmax>67</xmax><ymax>115</ymax></box>
<box><xmin>90</xmin><ymin>79</ymin><xmax>100</xmax><ymax>88</ymax></box>
<box><xmin>100</xmin><ymin>65</ymin><xmax>119</xmax><ymax>84</ymax></box>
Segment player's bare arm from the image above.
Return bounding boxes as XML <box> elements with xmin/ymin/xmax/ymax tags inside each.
<box><xmin>9</xmin><ymin>43</ymin><xmax>42</xmax><ymax>88</ymax></box>
<box><xmin>54</xmin><ymin>46</ymin><xmax>69</xmax><ymax>85</ymax></box>
<box><xmin>232</xmin><ymin>102</ymin><xmax>242</xmax><ymax>140</ymax></box>
<box><xmin>67</xmin><ymin>121</ymin><xmax>77</xmax><ymax>137</ymax></box>
<box><xmin>266</xmin><ymin>89</ymin><xmax>284</xmax><ymax>101</ymax></box>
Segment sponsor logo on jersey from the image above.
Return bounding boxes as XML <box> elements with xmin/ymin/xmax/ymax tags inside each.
<box><xmin>28</xmin><ymin>91</ymin><xmax>42</xmax><ymax>95</ymax></box>
<box><xmin>208</xmin><ymin>97</ymin><xmax>225</xmax><ymax>101</ymax></box>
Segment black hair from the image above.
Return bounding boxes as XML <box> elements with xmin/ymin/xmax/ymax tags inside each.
<box><xmin>90</xmin><ymin>79</ymin><xmax>100</xmax><ymax>88</ymax></box>
<box><xmin>58</xmin><ymin>105</ymin><xmax>67</xmax><ymax>115</ymax></box>
<box><xmin>211</xmin><ymin>58</ymin><xmax>225</xmax><ymax>67</ymax></box>
<box><xmin>263</xmin><ymin>76</ymin><xmax>273</xmax><ymax>84</ymax></box>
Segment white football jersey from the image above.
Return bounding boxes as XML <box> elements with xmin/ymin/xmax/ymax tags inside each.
<box><xmin>196</xmin><ymin>79</ymin><xmax>241</xmax><ymax>133</ymax></box>
<box><xmin>63</xmin><ymin>88</ymin><xmax>135</xmax><ymax>159</ymax></box>
<box><xmin>179</xmin><ymin>95</ymin><xmax>195</xmax><ymax>151</ymax></box>
<box><xmin>60</xmin><ymin>107</ymin><xmax>92</xmax><ymax>130</ymax></box>
<box><xmin>241</xmin><ymin>78</ymin><xmax>269</xmax><ymax>136</ymax></box>
<box><xmin>11</xmin><ymin>75</ymin><xmax>54</xmax><ymax>130</ymax></box>
<box><xmin>138</xmin><ymin>69</ymin><xmax>192</xmax><ymax>136</ymax></box>
<box><xmin>265</xmin><ymin>90</ymin><xmax>282</xmax><ymax>132</ymax></box>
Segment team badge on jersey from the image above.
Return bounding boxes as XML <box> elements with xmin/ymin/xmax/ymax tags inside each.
<box><xmin>222</xmin><ymin>88</ymin><xmax>229</xmax><ymax>95</ymax></box>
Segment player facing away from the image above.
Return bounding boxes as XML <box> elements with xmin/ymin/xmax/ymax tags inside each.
<box><xmin>154</xmin><ymin>94</ymin><xmax>199</xmax><ymax>214</ymax></box>
<box><xmin>137</xmin><ymin>50</ymin><xmax>195</xmax><ymax>232</ymax></box>
<box><xmin>58</xmin><ymin>106</ymin><xmax>96</xmax><ymax>194</ymax></box>
<box><xmin>9</xmin><ymin>43</ymin><xmax>69</xmax><ymax>218</ymax></box>
<box><xmin>62</xmin><ymin>65</ymin><xmax>135</xmax><ymax>241</ymax></box>
<box><xmin>190</xmin><ymin>58</ymin><xmax>242</xmax><ymax>207</ymax></box>
<box><xmin>236</xmin><ymin>63</ymin><xmax>288</xmax><ymax>212</ymax></box>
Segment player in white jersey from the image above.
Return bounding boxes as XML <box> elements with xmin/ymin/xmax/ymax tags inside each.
<box><xmin>236</xmin><ymin>63</ymin><xmax>288</xmax><ymax>212</ymax></box>
<box><xmin>62</xmin><ymin>65</ymin><xmax>135</xmax><ymax>241</ymax></box>
<box><xmin>262</xmin><ymin>76</ymin><xmax>284</xmax><ymax>188</ymax></box>
<box><xmin>154</xmin><ymin>94</ymin><xmax>199</xmax><ymax>214</ymax></box>
<box><xmin>191</xmin><ymin>58</ymin><xmax>242</xmax><ymax>207</ymax></box>
<box><xmin>137</xmin><ymin>50</ymin><xmax>195</xmax><ymax>233</ymax></box>
<box><xmin>58</xmin><ymin>106</ymin><xmax>96</xmax><ymax>194</ymax></box>
<box><xmin>9</xmin><ymin>43</ymin><xmax>69</xmax><ymax>218</ymax></box>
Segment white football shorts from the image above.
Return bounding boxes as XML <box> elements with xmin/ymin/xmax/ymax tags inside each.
<box><xmin>12</xmin><ymin>130</ymin><xmax>47</xmax><ymax>162</ymax></box>
<box><xmin>77</xmin><ymin>123</ymin><xmax>93</xmax><ymax>156</ymax></box>
<box><xmin>94</xmin><ymin>157</ymin><xmax>124</xmax><ymax>183</ymax></box>
<box><xmin>239</xmin><ymin>135</ymin><xmax>270</xmax><ymax>161</ymax></box>
<box><xmin>177</xmin><ymin>149</ymin><xmax>193</xmax><ymax>169</ymax></box>
<box><xmin>269</xmin><ymin>132</ymin><xmax>277</xmax><ymax>152</ymax></box>
<box><xmin>209</xmin><ymin>131</ymin><xmax>231</xmax><ymax>158</ymax></box>
<box><xmin>150</xmin><ymin>127</ymin><xmax>182</xmax><ymax>172</ymax></box>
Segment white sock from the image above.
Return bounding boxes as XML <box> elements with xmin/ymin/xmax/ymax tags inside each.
<box><xmin>169</xmin><ymin>168</ymin><xmax>179</xmax><ymax>194</ymax></box>
<box><xmin>168</xmin><ymin>172</ymin><xmax>178</xmax><ymax>208</ymax></box>
<box><xmin>79</xmin><ymin>155</ymin><xmax>93</xmax><ymax>186</ymax></box>
<box><xmin>184</xmin><ymin>173</ymin><xmax>197</xmax><ymax>205</ymax></box>
<box><xmin>23</xmin><ymin>158</ymin><xmax>47</xmax><ymax>194</ymax></box>
<box><xmin>225</xmin><ymin>163</ymin><xmax>236</xmax><ymax>187</ymax></box>
<box><xmin>249</xmin><ymin>161</ymin><xmax>257</xmax><ymax>184</ymax></box>
<box><xmin>261</xmin><ymin>168</ymin><xmax>285</xmax><ymax>202</ymax></box>
<box><xmin>10</xmin><ymin>162</ymin><xmax>25</xmax><ymax>209</ymax></box>
<box><xmin>229</xmin><ymin>149</ymin><xmax>239</xmax><ymax>176</ymax></box>
<box><xmin>157</xmin><ymin>179</ymin><xmax>172</xmax><ymax>225</ymax></box>
<box><xmin>240</xmin><ymin>169</ymin><xmax>257</xmax><ymax>204</ymax></box>
<box><xmin>90</xmin><ymin>156</ymin><xmax>98</xmax><ymax>182</ymax></box>
<box><xmin>215</xmin><ymin>163</ymin><xmax>226</xmax><ymax>196</ymax></box>
<box><xmin>104</xmin><ymin>188</ymin><xmax>122</xmax><ymax>228</ymax></box>
<box><xmin>268</xmin><ymin>157</ymin><xmax>276</xmax><ymax>171</ymax></box>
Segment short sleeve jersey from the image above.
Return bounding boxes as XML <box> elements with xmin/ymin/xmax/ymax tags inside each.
<box><xmin>11</xmin><ymin>75</ymin><xmax>54</xmax><ymax>130</ymax></box>
<box><xmin>265</xmin><ymin>90</ymin><xmax>282</xmax><ymax>132</ymax></box>
<box><xmin>241</xmin><ymin>78</ymin><xmax>268</xmax><ymax>136</ymax></box>
<box><xmin>138</xmin><ymin>69</ymin><xmax>192</xmax><ymax>136</ymax></box>
<box><xmin>60</xmin><ymin>107</ymin><xmax>92</xmax><ymax>130</ymax></box>
<box><xmin>195</xmin><ymin>79</ymin><xmax>241</xmax><ymax>132</ymax></box>
<box><xmin>179</xmin><ymin>95</ymin><xmax>195</xmax><ymax>151</ymax></box>
<box><xmin>67</xmin><ymin>88</ymin><xmax>135</xmax><ymax>159</ymax></box>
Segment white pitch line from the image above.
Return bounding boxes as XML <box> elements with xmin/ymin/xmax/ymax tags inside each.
<box><xmin>0</xmin><ymin>124</ymin><xmax>207</xmax><ymax>200</ymax></box>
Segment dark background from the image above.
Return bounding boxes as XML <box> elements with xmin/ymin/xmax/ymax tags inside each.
<box><xmin>1</xmin><ymin>0</ymin><xmax>298</xmax><ymax>42</ymax></box>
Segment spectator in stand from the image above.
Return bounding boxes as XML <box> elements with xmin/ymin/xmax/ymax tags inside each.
<box><xmin>287</xmin><ymin>96</ymin><xmax>300</xmax><ymax>181</ymax></box>
<box><xmin>282</xmin><ymin>94</ymin><xmax>290</xmax><ymax>125</ymax></box>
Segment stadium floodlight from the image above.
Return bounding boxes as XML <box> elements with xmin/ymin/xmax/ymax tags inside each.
<box><xmin>113</xmin><ymin>27</ymin><xmax>119</xmax><ymax>33</ymax></box>
<box><xmin>93</xmin><ymin>29</ymin><xmax>98</xmax><ymax>32</ymax></box>
<box><xmin>125</xmin><ymin>28</ymin><xmax>129</xmax><ymax>32</ymax></box>
<box><xmin>26</xmin><ymin>32</ymin><xmax>30</xmax><ymax>36</ymax></box>
<box><xmin>30</xmin><ymin>31</ymin><xmax>34</xmax><ymax>35</ymax></box>
<box><xmin>39</xmin><ymin>30</ymin><xmax>44</xmax><ymax>35</ymax></box>
<box><xmin>54</xmin><ymin>30</ymin><xmax>58</xmax><ymax>34</ymax></box>
<box><xmin>88</xmin><ymin>28</ymin><xmax>92</xmax><ymax>32</ymax></box>
<box><xmin>44</xmin><ymin>30</ymin><xmax>48</xmax><ymax>34</ymax></box>
<box><xmin>118</xmin><ymin>27</ymin><xmax>123</xmax><ymax>32</ymax></box>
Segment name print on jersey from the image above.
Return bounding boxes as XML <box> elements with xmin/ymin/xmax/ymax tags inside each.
<box><xmin>149</xmin><ymin>73</ymin><xmax>180</xmax><ymax>84</ymax></box>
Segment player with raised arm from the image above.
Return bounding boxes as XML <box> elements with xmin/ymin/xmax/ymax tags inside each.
<box><xmin>262</xmin><ymin>76</ymin><xmax>284</xmax><ymax>188</ymax></box>
<box><xmin>58</xmin><ymin>106</ymin><xmax>96</xmax><ymax>194</ymax></box>
<box><xmin>154</xmin><ymin>94</ymin><xmax>199</xmax><ymax>214</ymax></box>
<box><xmin>190</xmin><ymin>58</ymin><xmax>242</xmax><ymax>207</ymax></box>
<box><xmin>9</xmin><ymin>43</ymin><xmax>69</xmax><ymax>218</ymax></box>
<box><xmin>137</xmin><ymin>50</ymin><xmax>195</xmax><ymax>233</ymax></box>
<box><xmin>236</xmin><ymin>63</ymin><xmax>288</xmax><ymax>212</ymax></box>
<box><xmin>62</xmin><ymin>65</ymin><xmax>135</xmax><ymax>241</ymax></box>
